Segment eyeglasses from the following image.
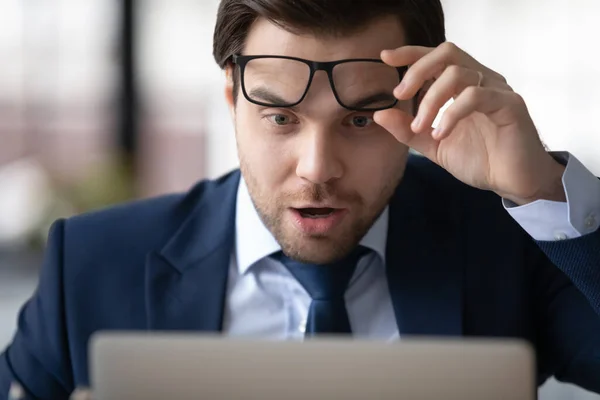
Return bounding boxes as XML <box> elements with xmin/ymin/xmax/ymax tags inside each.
<box><xmin>232</xmin><ymin>54</ymin><xmax>407</xmax><ymax>112</ymax></box>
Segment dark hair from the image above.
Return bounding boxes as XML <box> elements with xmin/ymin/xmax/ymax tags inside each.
<box><xmin>212</xmin><ymin>0</ymin><xmax>446</xmax><ymax>101</ymax></box>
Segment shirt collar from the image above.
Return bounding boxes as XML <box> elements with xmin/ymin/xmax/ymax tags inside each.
<box><xmin>235</xmin><ymin>176</ymin><xmax>389</xmax><ymax>275</ymax></box>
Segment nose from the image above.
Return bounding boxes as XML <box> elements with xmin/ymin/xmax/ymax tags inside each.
<box><xmin>295</xmin><ymin>128</ymin><xmax>343</xmax><ymax>185</ymax></box>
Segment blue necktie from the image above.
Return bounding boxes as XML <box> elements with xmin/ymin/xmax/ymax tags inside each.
<box><xmin>272</xmin><ymin>246</ymin><xmax>368</xmax><ymax>336</ymax></box>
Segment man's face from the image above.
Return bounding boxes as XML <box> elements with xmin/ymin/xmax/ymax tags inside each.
<box><xmin>227</xmin><ymin>17</ymin><xmax>411</xmax><ymax>264</ymax></box>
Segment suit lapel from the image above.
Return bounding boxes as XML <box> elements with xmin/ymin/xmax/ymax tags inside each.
<box><xmin>146</xmin><ymin>171</ymin><xmax>240</xmax><ymax>331</ymax></box>
<box><xmin>144</xmin><ymin>157</ymin><xmax>464</xmax><ymax>335</ymax></box>
<box><xmin>385</xmin><ymin>158</ymin><xmax>464</xmax><ymax>336</ymax></box>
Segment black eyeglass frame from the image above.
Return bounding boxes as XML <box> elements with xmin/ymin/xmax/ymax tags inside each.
<box><xmin>231</xmin><ymin>54</ymin><xmax>408</xmax><ymax>112</ymax></box>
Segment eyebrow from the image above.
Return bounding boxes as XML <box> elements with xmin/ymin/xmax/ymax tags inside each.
<box><xmin>248</xmin><ymin>87</ymin><xmax>395</xmax><ymax>112</ymax></box>
<box><xmin>346</xmin><ymin>92</ymin><xmax>396</xmax><ymax>110</ymax></box>
<box><xmin>248</xmin><ymin>87</ymin><xmax>294</xmax><ymax>107</ymax></box>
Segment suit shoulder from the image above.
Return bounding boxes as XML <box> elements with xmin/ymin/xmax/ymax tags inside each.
<box><xmin>60</xmin><ymin>170</ymin><xmax>239</xmax><ymax>271</ymax></box>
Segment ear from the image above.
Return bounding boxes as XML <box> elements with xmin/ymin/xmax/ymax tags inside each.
<box><xmin>224</xmin><ymin>64</ymin><xmax>236</xmax><ymax>120</ymax></box>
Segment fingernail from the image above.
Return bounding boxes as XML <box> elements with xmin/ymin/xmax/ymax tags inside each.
<box><xmin>411</xmin><ymin>117</ymin><xmax>421</xmax><ymax>131</ymax></box>
<box><xmin>394</xmin><ymin>82</ymin><xmax>406</xmax><ymax>97</ymax></box>
<box><xmin>373</xmin><ymin>111</ymin><xmax>382</xmax><ymax>124</ymax></box>
<box><xmin>432</xmin><ymin>127</ymin><xmax>443</xmax><ymax>139</ymax></box>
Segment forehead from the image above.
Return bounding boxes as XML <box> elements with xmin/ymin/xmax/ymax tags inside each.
<box><xmin>243</xmin><ymin>16</ymin><xmax>407</xmax><ymax>61</ymax></box>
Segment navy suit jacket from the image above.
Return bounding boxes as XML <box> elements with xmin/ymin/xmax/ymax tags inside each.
<box><xmin>1</xmin><ymin>155</ymin><xmax>600</xmax><ymax>399</ymax></box>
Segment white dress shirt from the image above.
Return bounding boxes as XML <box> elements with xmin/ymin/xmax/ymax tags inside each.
<box><xmin>503</xmin><ymin>152</ymin><xmax>600</xmax><ymax>240</ymax></box>
<box><xmin>223</xmin><ymin>153</ymin><xmax>600</xmax><ymax>340</ymax></box>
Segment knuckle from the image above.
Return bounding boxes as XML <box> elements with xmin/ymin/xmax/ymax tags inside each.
<box><xmin>510</xmin><ymin>92</ymin><xmax>527</xmax><ymax>110</ymax></box>
<box><xmin>441</xmin><ymin>41</ymin><xmax>459</xmax><ymax>55</ymax></box>
<box><xmin>502</xmin><ymin>81</ymin><xmax>514</xmax><ymax>92</ymax></box>
<box><xmin>496</xmin><ymin>73</ymin><xmax>508</xmax><ymax>84</ymax></box>
<box><xmin>482</xmin><ymin>67</ymin><xmax>506</xmax><ymax>84</ymax></box>
<box><xmin>511</xmin><ymin>92</ymin><xmax>525</xmax><ymax>105</ymax></box>
<box><xmin>463</xmin><ymin>85</ymin><xmax>481</xmax><ymax>102</ymax></box>
<box><xmin>446</xmin><ymin>64</ymin><xmax>462</xmax><ymax>80</ymax></box>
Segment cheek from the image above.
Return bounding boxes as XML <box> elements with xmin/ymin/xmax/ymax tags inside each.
<box><xmin>236</xmin><ymin>108</ymin><xmax>266</xmax><ymax>156</ymax></box>
<box><xmin>349</xmin><ymin>135</ymin><xmax>407</xmax><ymax>198</ymax></box>
<box><xmin>236</xmin><ymin>113</ymin><xmax>292</xmax><ymax>188</ymax></box>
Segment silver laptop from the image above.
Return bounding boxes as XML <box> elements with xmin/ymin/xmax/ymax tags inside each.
<box><xmin>90</xmin><ymin>333</ymin><xmax>535</xmax><ymax>400</ymax></box>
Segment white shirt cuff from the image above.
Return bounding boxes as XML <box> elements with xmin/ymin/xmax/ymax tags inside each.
<box><xmin>503</xmin><ymin>152</ymin><xmax>600</xmax><ymax>241</ymax></box>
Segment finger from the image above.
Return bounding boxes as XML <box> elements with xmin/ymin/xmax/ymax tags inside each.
<box><xmin>374</xmin><ymin>108</ymin><xmax>440</xmax><ymax>163</ymax></box>
<box><xmin>386</xmin><ymin>43</ymin><xmax>507</xmax><ymax>101</ymax></box>
<box><xmin>413</xmin><ymin>67</ymin><xmax>512</xmax><ymax>133</ymax></box>
<box><xmin>411</xmin><ymin>65</ymin><xmax>481</xmax><ymax>133</ymax></box>
<box><xmin>381</xmin><ymin>46</ymin><xmax>433</xmax><ymax>67</ymax></box>
<box><xmin>389</xmin><ymin>43</ymin><xmax>479</xmax><ymax>101</ymax></box>
<box><xmin>433</xmin><ymin>87</ymin><xmax>527</xmax><ymax>140</ymax></box>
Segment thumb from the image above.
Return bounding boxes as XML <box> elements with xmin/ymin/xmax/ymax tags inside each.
<box><xmin>374</xmin><ymin>108</ymin><xmax>439</xmax><ymax>162</ymax></box>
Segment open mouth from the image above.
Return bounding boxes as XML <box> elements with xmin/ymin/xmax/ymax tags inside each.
<box><xmin>290</xmin><ymin>207</ymin><xmax>348</xmax><ymax>234</ymax></box>
<box><xmin>296</xmin><ymin>208</ymin><xmax>336</xmax><ymax>218</ymax></box>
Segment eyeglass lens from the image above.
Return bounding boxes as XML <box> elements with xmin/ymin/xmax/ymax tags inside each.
<box><xmin>242</xmin><ymin>58</ymin><xmax>401</xmax><ymax>111</ymax></box>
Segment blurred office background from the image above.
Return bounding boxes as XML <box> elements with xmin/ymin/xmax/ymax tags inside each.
<box><xmin>0</xmin><ymin>0</ymin><xmax>599</xmax><ymax>398</ymax></box>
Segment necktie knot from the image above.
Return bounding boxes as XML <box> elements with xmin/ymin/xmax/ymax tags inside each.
<box><xmin>271</xmin><ymin>246</ymin><xmax>369</xmax><ymax>335</ymax></box>
<box><xmin>273</xmin><ymin>247</ymin><xmax>367</xmax><ymax>300</ymax></box>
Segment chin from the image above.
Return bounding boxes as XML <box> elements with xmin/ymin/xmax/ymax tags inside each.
<box><xmin>278</xmin><ymin>231</ymin><xmax>358</xmax><ymax>264</ymax></box>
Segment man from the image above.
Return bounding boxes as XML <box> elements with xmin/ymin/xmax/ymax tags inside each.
<box><xmin>2</xmin><ymin>0</ymin><xmax>600</xmax><ymax>398</ymax></box>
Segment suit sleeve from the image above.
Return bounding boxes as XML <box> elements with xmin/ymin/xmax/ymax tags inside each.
<box><xmin>0</xmin><ymin>220</ymin><xmax>73</xmax><ymax>399</ymax></box>
<box><xmin>536</xmin><ymin>231</ymin><xmax>600</xmax><ymax>316</ymax></box>
<box><xmin>532</xmin><ymin>230</ymin><xmax>600</xmax><ymax>393</ymax></box>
